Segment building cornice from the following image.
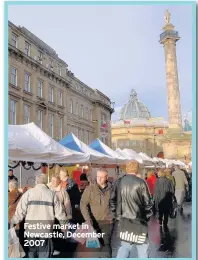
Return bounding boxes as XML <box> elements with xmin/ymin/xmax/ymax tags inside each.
<box><xmin>9</xmin><ymin>91</ymin><xmax>22</xmax><ymax>100</ymax></box>
<box><xmin>67</xmin><ymin>115</ymin><xmax>94</xmax><ymax>130</ymax></box>
<box><xmin>9</xmin><ymin>21</ymin><xmax>68</xmax><ymax>66</ymax></box>
<box><xmin>9</xmin><ymin>44</ymin><xmax>112</xmax><ymax>112</ymax></box>
<box><xmin>8</xmin><ymin>44</ymin><xmax>70</xmax><ymax>87</ymax></box>
<box><xmin>67</xmin><ymin>87</ymin><xmax>94</xmax><ymax>104</ymax></box>
<box><xmin>93</xmin><ymin>100</ymin><xmax>114</xmax><ymax>114</ymax></box>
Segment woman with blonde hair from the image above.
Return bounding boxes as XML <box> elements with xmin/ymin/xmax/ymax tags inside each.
<box><xmin>154</xmin><ymin>169</ymin><xmax>174</xmax><ymax>228</ymax></box>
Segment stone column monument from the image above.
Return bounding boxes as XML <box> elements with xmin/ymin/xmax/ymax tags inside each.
<box><xmin>159</xmin><ymin>10</ymin><xmax>182</xmax><ymax>131</ymax></box>
<box><xmin>157</xmin><ymin>11</ymin><xmax>192</xmax><ymax>162</ymax></box>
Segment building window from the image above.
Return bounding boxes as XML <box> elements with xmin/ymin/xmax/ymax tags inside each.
<box><xmin>49</xmin><ymin>59</ymin><xmax>53</xmax><ymax>69</ymax></box>
<box><xmin>58</xmin><ymin>92</ymin><xmax>63</xmax><ymax>106</ymax></box>
<box><xmin>85</xmin><ymin>107</ymin><xmax>88</xmax><ymax>120</ymax></box>
<box><xmin>38</xmin><ymin>50</ymin><xmax>43</xmax><ymax>63</ymax></box>
<box><xmin>101</xmin><ymin>136</ymin><xmax>105</xmax><ymax>143</ymax></box>
<box><xmin>87</xmin><ymin>131</ymin><xmax>89</xmax><ymax>144</ymax></box>
<box><xmin>90</xmin><ymin>109</ymin><xmax>93</xmax><ymax>121</ymax></box>
<box><xmin>84</xmin><ymin>131</ymin><xmax>88</xmax><ymax>144</ymax></box>
<box><xmin>49</xmin><ymin>86</ymin><xmax>54</xmax><ymax>102</ymax></box>
<box><xmin>25</xmin><ymin>42</ymin><xmax>30</xmax><ymax>56</ymax></box>
<box><xmin>37</xmin><ymin>110</ymin><xmax>43</xmax><ymax>129</ymax></box>
<box><xmin>24</xmin><ymin>73</ymin><xmax>31</xmax><ymax>92</ymax></box>
<box><xmin>11</xmin><ymin>33</ymin><xmax>17</xmax><ymax>47</ymax></box>
<box><xmin>84</xmin><ymin>107</ymin><xmax>86</xmax><ymax>119</ymax></box>
<box><xmin>49</xmin><ymin>114</ymin><xmax>54</xmax><ymax>137</ymax></box>
<box><xmin>69</xmin><ymin>99</ymin><xmax>73</xmax><ymax>113</ymax></box>
<box><xmin>81</xmin><ymin>129</ymin><xmax>84</xmax><ymax>142</ymax></box>
<box><xmin>10</xmin><ymin>66</ymin><xmax>17</xmax><ymax>86</ymax></box>
<box><xmin>58</xmin><ymin>66</ymin><xmax>62</xmax><ymax>76</ymax></box>
<box><xmin>10</xmin><ymin>99</ymin><xmax>16</xmax><ymax>124</ymax></box>
<box><xmin>101</xmin><ymin>113</ymin><xmax>106</xmax><ymax>123</ymax></box>
<box><xmin>132</xmin><ymin>140</ymin><xmax>137</xmax><ymax>145</ymax></box>
<box><xmin>78</xmin><ymin>129</ymin><xmax>81</xmax><ymax>140</ymax></box>
<box><xmin>81</xmin><ymin>105</ymin><xmax>84</xmax><ymax>118</ymax></box>
<box><xmin>76</xmin><ymin>102</ymin><xmax>79</xmax><ymax>115</ymax></box>
<box><xmin>24</xmin><ymin>104</ymin><xmax>30</xmax><ymax>124</ymax></box>
<box><xmin>58</xmin><ymin>117</ymin><xmax>63</xmax><ymax>139</ymax></box>
<box><xmin>38</xmin><ymin>80</ymin><xmax>43</xmax><ymax>97</ymax></box>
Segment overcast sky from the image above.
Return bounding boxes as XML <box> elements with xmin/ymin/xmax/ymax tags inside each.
<box><xmin>8</xmin><ymin>4</ymin><xmax>192</xmax><ymax>121</ymax></box>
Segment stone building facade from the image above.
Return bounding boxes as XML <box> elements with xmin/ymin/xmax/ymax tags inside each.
<box><xmin>8</xmin><ymin>21</ymin><xmax>114</xmax><ymax>146</ymax></box>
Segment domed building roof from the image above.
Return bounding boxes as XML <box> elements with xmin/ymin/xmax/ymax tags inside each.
<box><xmin>119</xmin><ymin>89</ymin><xmax>151</xmax><ymax>120</ymax></box>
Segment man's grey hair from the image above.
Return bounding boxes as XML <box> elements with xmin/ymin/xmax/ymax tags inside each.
<box><xmin>97</xmin><ymin>168</ymin><xmax>108</xmax><ymax>175</ymax></box>
<box><xmin>35</xmin><ymin>174</ymin><xmax>48</xmax><ymax>185</ymax></box>
<box><xmin>9</xmin><ymin>179</ymin><xmax>18</xmax><ymax>189</ymax></box>
<box><xmin>174</xmin><ymin>165</ymin><xmax>180</xmax><ymax>171</ymax></box>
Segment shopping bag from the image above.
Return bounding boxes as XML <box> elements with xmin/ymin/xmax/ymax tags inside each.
<box><xmin>71</xmin><ymin>224</ymin><xmax>87</xmax><ymax>245</ymax></box>
<box><xmin>86</xmin><ymin>237</ymin><xmax>100</xmax><ymax>248</ymax></box>
<box><xmin>8</xmin><ymin>228</ymin><xmax>25</xmax><ymax>258</ymax></box>
<box><xmin>170</xmin><ymin>194</ymin><xmax>178</xmax><ymax>219</ymax></box>
<box><xmin>85</xmin><ymin>224</ymin><xmax>100</xmax><ymax>248</ymax></box>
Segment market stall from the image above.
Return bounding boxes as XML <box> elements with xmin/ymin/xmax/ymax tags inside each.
<box><xmin>89</xmin><ymin>139</ymin><xmax>131</xmax><ymax>179</ymax></box>
<box><xmin>8</xmin><ymin>123</ymin><xmax>90</xmax><ymax>187</ymax></box>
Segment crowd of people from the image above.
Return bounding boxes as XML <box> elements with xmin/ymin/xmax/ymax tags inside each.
<box><xmin>8</xmin><ymin>163</ymin><xmax>192</xmax><ymax>258</ymax></box>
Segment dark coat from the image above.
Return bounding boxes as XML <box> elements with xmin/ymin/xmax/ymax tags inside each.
<box><xmin>64</xmin><ymin>178</ymin><xmax>81</xmax><ymax>223</ymax></box>
<box><xmin>110</xmin><ymin>174</ymin><xmax>153</xmax><ymax>222</ymax></box>
<box><xmin>154</xmin><ymin>177</ymin><xmax>174</xmax><ymax>211</ymax></box>
<box><xmin>80</xmin><ymin>181</ymin><xmax>114</xmax><ymax>223</ymax></box>
<box><xmin>8</xmin><ymin>175</ymin><xmax>18</xmax><ymax>182</ymax></box>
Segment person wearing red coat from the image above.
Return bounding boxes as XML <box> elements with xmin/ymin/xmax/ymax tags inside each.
<box><xmin>146</xmin><ymin>172</ymin><xmax>157</xmax><ymax>197</ymax></box>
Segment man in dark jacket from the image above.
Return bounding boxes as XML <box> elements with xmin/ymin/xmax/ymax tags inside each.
<box><xmin>8</xmin><ymin>169</ymin><xmax>18</xmax><ymax>182</ymax></box>
<box><xmin>80</xmin><ymin>168</ymin><xmax>114</xmax><ymax>257</ymax></box>
<box><xmin>110</xmin><ymin>162</ymin><xmax>153</xmax><ymax>258</ymax></box>
<box><xmin>154</xmin><ymin>169</ymin><xmax>174</xmax><ymax>227</ymax></box>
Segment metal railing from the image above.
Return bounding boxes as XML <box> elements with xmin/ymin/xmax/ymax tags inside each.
<box><xmin>160</xmin><ymin>30</ymin><xmax>179</xmax><ymax>42</ymax></box>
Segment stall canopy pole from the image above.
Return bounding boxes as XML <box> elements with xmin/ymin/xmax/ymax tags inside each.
<box><xmin>19</xmin><ymin>162</ymin><xmax>22</xmax><ymax>189</ymax></box>
<box><xmin>48</xmin><ymin>164</ymin><xmax>50</xmax><ymax>183</ymax></box>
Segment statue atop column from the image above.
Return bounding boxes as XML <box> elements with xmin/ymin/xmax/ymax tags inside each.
<box><xmin>164</xmin><ymin>10</ymin><xmax>171</xmax><ymax>24</ymax></box>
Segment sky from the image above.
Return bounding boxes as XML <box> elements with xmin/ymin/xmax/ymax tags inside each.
<box><xmin>8</xmin><ymin>3</ymin><xmax>192</xmax><ymax>121</ymax></box>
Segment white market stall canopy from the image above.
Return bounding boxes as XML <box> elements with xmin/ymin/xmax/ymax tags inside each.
<box><xmin>138</xmin><ymin>152</ymin><xmax>154</xmax><ymax>166</ymax></box>
<box><xmin>8</xmin><ymin>123</ymin><xmax>90</xmax><ymax>164</ymax></box>
<box><xmin>59</xmin><ymin>133</ymin><xmax>116</xmax><ymax>165</ymax></box>
<box><xmin>122</xmin><ymin>149</ymin><xmax>144</xmax><ymax>164</ymax></box>
<box><xmin>89</xmin><ymin>139</ymin><xmax>131</xmax><ymax>164</ymax></box>
<box><xmin>115</xmin><ymin>148</ymin><xmax>135</xmax><ymax>161</ymax></box>
<box><xmin>115</xmin><ymin>148</ymin><xmax>143</xmax><ymax>164</ymax></box>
